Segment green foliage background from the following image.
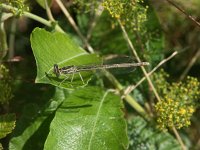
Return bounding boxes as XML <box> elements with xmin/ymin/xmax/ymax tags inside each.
<box><xmin>0</xmin><ymin>0</ymin><xmax>199</xmax><ymax>150</ymax></box>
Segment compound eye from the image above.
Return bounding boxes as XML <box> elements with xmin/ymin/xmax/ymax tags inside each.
<box><xmin>53</xmin><ymin>64</ymin><xmax>60</xmax><ymax>77</ymax></box>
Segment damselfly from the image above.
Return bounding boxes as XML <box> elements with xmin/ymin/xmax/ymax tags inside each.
<box><xmin>53</xmin><ymin>62</ymin><xmax>149</xmax><ymax>85</ymax></box>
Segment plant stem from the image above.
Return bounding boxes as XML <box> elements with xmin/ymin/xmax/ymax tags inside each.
<box><xmin>24</xmin><ymin>12</ymin><xmax>64</xmax><ymax>33</ymax></box>
<box><xmin>123</xmin><ymin>51</ymin><xmax>178</xmax><ymax>96</ymax></box>
<box><xmin>172</xmin><ymin>126</ymin><xmax>187</xmax><ymax>150</ymax></box>
<box><xmin>118</xmin><ymin>20</ymin><xmax>161</xmax><ymax>102</ymax></box>
<box><xmin>55</xmin><ymin>0</ymin><xmax>94</xmax><ymax>53</ymax></box>
<box><xmin>179</xmin><ymin>49</ymin><xmax>200</xmax><ymax>80</ymax></box>
<box><xmin>118</xmin><ymin>20</ymin><xmax>186</xmax><ymax>149</ymax></box>
<box><xmin>86</xmin><ymin>4</ymin><xmax>104</xmax><ymax>41</ymax></box>
<box><xmin>0</xmin><ymin>4</ymin><xmax>64</xmax><ymax>33</ymax></box>
<box><xmin>45</xmin><ymin>0</ymin><xmax>55</xmax><ymax>22</ymax></box>
<box><xmin>165</xmin><ymin>0</ymin><xmax>200</xmax><ymax>28</ymax></box>
<box><xmin>8</xmin><ymin>18</ymin><xmax>17</xmax><ymax>59</ymax></box>
<box><xmin>0</xmin><ymin>21</ymin><xmax>7</xmax><ymax>59</ymax></box>
<box><xmin>103</xmin><ymin>70</ymin><xmax>148</xmax><ymax>118</ymax></box>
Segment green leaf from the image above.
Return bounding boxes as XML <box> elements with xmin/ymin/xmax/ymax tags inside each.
<box><xmin>31</xmin><ymin>28</ymin><xmax>101</xmax><ymax>89</ymax></box>
<box><xmin>9</xmin><ymin>104</ymin><xmax>48</xmax><ymax>150</ymax></box>
<box><xmin>36</xmin><ymin>0</ymin><xmax>52</xmax><ymax>9</ymax></box>
<box><xmin>44</xmin><ymin>87</ymin><xmax>128</xmax><ymax>150</ymax></box>
<box><xmin>9</xmin><ymin>88</ymin><xmax>66</xmax><ymax>150</ymax></box>
<box><xmin>0</xmin><ymin>113</ymin><xmax>16</xmax><ymax>139</ymax></box>
<box><xmin>128</xmin><ymin>116</ymin><xmax>181</xmax><ymax>150</ymax></box>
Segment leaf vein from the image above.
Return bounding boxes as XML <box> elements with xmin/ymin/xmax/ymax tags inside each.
<box><xmin>88</xmin><ymin>90</ymin><xmax>110</xmax><ymax>150</ymax></box>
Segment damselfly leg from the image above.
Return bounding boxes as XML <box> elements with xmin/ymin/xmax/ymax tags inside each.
<box><xmin>58</xmin><ymin>74</ymin><xmax>70</xmax><ymax>86</ymax></box>
<box><xmin>54</xmin><ymin>67</ymin><xmax>85</xmax><ymax>86</ymax></box>
<box><xmin>69</xmin><ymin>72</ymin><xmax>85</xmax><ymax>84</ymax></box>
<box><xmin>78</xmin><ymin>72</ymin><xmax>85</xmax><ymax>84</ymax></box>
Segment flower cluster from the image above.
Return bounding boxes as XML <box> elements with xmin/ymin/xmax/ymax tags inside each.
<box><xmin>102</xmin><ymin>0</ymin><xmax>148</xmax><ymax>31</ymax></box>
<box><xmin>2</xmin><ymin>0</ymin><xmax>29</xmax><ymax>16</ymax></box>
<box><xmin>154</xmin><ymin>70</ymin><xmax>200</xmax><ymax>130</ymax></box>
<box><xmin>155</xmin><ymin>98</ymin><xmax>195</xmax><ymax>130</ymax></box>
<box><xmin>0</xmin><ymin>65</ymin><xmax>13</xmax><ymax>104</ymax></box>
<box><xmin>73</xmin><ymin>0</ymin><xmax>101</xmax><ymax>13</ymax></box>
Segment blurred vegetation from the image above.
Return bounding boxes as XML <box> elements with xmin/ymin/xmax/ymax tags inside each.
<box><xmin>152</xmin><ymin>0</ymin><xmax>200</xmax><ymax>77</ymax></box>
<box><xmin>0</xmin><ymin>0</ymin><xmax>199</xmax><ymax>149</ymax></box>
<box><xmin>0</xmin><ymin>65</ymin><xmax>13</xmax><ymax>105</ymax></box>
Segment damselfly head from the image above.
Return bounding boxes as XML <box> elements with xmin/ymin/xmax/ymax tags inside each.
<box><xmin>53</xmin><ymin>64</ymin><xmax>60</xmax><ymax>77</ymax></box>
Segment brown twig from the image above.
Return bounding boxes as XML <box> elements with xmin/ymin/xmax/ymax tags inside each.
<box><xmin>86</xmin><ymin>5</ymin><xmax>104</xmax><ymax>41</ymax></box>
<box><xmin>8</xmin><ymin>18</ymin><xmax>17</xmax><ymax>59</ymax></box>
<box><xmin>85</xmin><ymin>3</ymin><xmax>104</xmax><ymax>49</ymax></box>
<box><xmin>179</xmin><ymin>49</ymin><xmax>200</xmax><ymax>80</ymax></box>
<box><xmin>118</xmin><ymin>20</ymin><xmax>161</xmax><ymax>102</ymax></box>
<box><xmin>166</xmin><ymin>0</ymin><xmax>200</xmax><ymax>28</ymax></box>
<box><xmin>123</xmin><ymin>51</ymin><xmax>178</xmax><ymax>97</ymax></box>
<box><xmin>172</xmin><ymin>126</ymin><xmax>187</xmax><ymax>150</ymax></box>
<box><xmin>55</xmin><ymin>0</ymin><xmax>94</xmax><ymax>53</ymax></box>
<box><xmin>45</xmin><ymin>0</ymin><xmax>56</xmax><ymax>22</ymax></box>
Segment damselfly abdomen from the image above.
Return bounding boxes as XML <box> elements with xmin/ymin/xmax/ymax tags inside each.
<box><xmin>54</xmin><ymin>62</ymin><xmax>149</xmax><ymax>78</ymax></box>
